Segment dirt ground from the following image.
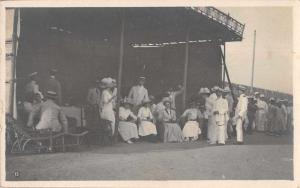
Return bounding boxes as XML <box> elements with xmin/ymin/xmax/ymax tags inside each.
<box><xmin>5</xmin><ymin>132</ymin><xmax>293</xmax><ymax>180</ymax></box>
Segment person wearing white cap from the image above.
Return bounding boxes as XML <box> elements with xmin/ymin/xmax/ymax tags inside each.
<box><xmin>255</xmin><ymin>94</ymin><xmax>268</xmax><ymax>132</ymax></box>
<box><xmin>137</xmin><ymin>99</ymin><xmax>158</xmax><ymax>142</ymax></box>
<box><xmin>27</xmin><ymin>91</ymin><xmax>68</xmax><ymax>132</ymax></box>
<box><xmin>100</xmin><ymin>78</ymin><xmax>117</xmax><ymax>135</ymax></box>
<box><xmin>118</xmin><ymin>98</ymin><xmax>139</xmax><ymax>144</ymax></box>
<box><xmin>233</xmin><ymin>85</ymin><xmax>248</xmax><ymax>144</ymax></box>
<box><xmin>44</xmin><ymin>68</ymin><xmax>62</xmax><ymax>105</ymax></box>
<box><xmin>206</xmin><ymin>86</ymin><xmax>219</xmax><ymax>144</ymax></box>
<box><xmin>128</xmin><ymin>76</ymin><xmax>149</xmax><ymax>113</ymax></box>
<box><xmin>212</xmin><ymin>88</ymin><xmax>229</xmax><ymax>145</ymax></box>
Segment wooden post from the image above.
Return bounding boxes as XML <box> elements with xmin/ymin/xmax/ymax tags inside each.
<box><xmin>10</xmin><ymin>9</ymin><xmax>19</xmax><ymax>117</ymax></box>
<box><xmin>182</xmin><ymin>27</ymin><xmax>190</xmax><ymax>110</ymax></box>
<box><xmin>114</xmin><ymin>11</ymin><xmax>125</xmax><ymax>143</ymax></box>
<box><xmin>220</xmin><ymin>46</ymin><xmax>235</xmax><ymax>101</ymax></box>
<box><xmin>222</xmin><ymin>43</ymin><xmax>226</xmax><ymax>88</ymax></box>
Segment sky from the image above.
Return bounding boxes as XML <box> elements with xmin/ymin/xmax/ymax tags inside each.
<box><xmin>218</xmin><ymin>7</ymin><xmax>293</xmax><ymax>94</ymax></box>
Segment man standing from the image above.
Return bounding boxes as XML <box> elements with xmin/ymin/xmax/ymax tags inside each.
<box><xmin>128</xmin><ymin>76</ymin><xmax>149</xmax><ymax>113</ymax></box>
<box><xmin>247</xmin><ymin>96</ymin><xmax>258</xmax><ymax>134</ymax></box>
<box><xmin>166</xmin><ymin>84</ymin><xmax>184</xmax><ymax>110</ymax></box>
<box><xmin>86</xmin><ymin>80</ymin><xmax>103</xmax><ymax>127</ymax></box>
<box><xmin>207</xmin><ymin>86</ymin><xmax>219</xmax><ymax>144</ymax></box>
<box><xmin>213</xmin><ymin>88</ymin><xmax>229</xmax><ymax>145</ymax></box>
<box><xmin>25</xmin><ymin>72</ymin><xmax>43</xmax><ymax>98</ymax></box>
<box><xmin>44</xmin><ymin>69</ymin><xmax>62</xmax><ymax>105</ymax></box>
<box><xmin>234</xmin><ymin>85</ymin><xmax>248</xmax><ymax>144</ymax></box>
<box><xmin>223</xmin><ymin>86</ymin><xmax>233</xmax><ymax>139</ymax></box>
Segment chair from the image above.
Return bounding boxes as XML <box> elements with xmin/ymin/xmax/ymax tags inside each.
<box><xmin>86</xmin><ymin>119</ymin><xmax>113</xmax><ymax>146</ymax></box>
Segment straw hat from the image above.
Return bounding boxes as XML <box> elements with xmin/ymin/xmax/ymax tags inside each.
<box><xmin>224</xmin><ymin>86</ymin><xmax>230</xmax><ymax>93</ymax></box>
<box><xmin>260</xmin><ymin>94</ymin><xmax>265</xmax><ymax>98</ymax></box>
<box><xmin>211</xmin><ymin>86</ymin><xmax>219</xmax><ymax>92</ymax></box>
<box><xmin>162</xmin><ymin>97</ymin><xmax>171</xmax><ymax>105</ymax></box>
<box><xmin>198</xmin><ymin>88</ymin><xmax>205</xmax><ymax>94</ymax></box>
<box><xmin>45</xmin><ymin>91</ymin><xmax>57</xmax><ymax>99</ymax></box>
<box><xmin>142</xmin><ymin>98</ymin><xmax>152</xmax><ymax>105</ymax></box>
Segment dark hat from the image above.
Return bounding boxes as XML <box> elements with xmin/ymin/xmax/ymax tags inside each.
<box><xmin>46</xmin><ymin>91</ymin><xmax>57</xmax><ymax>99</ymax></box>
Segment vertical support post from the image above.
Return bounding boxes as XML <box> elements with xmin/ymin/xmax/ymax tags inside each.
<box><xmin>182</xmin><ymin>27</ymin><xmax>190</xmax><ymax>110</ymax></box>
<box><xmin>220</xmin><ymin>46</ymin><xmax>235</xmax><ymax>101</ymax></box>
<box><xmin>222</xmin><ymin>43</ymin><xmax>226</xmax><ymax>88</ymax></box>
<box><xmin>10</xmin><ymin>9</ymin><xmax>19</xmax><ymax>117</ymax></box>
<box><xmin>114</xmin><ymin>10</ymin><xmax>125</xmax><ymax>143</ymax></box>
<box><xmin>250</xmin><ymin>30</ymin><xmax>256</xmax><ymax>93</ymax></box>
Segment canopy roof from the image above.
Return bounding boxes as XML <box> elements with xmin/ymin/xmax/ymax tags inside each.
<box><xmin>20</xmin><ymin>7</ymin><xmax>244</xmax><ymax>46</ymax></box>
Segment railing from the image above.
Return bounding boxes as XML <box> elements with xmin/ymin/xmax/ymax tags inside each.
<box><xmin>190</xmin><ymin>7</ymin><xmax>245</xmax><ymax>38</ymax></box>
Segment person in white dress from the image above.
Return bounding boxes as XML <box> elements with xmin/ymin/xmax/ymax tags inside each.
<box><xmin>233</xmin><ymin>85</ymin><xmax>248</xmax><ymax>144</ymax></box>
<box><xmin>213</xmin><ymin>88</ymin><xmax>229</xmax><ymax>145</ymax></box>
<box><xmin>118</xmin><ymin>98</ymin><xmax>139</xmax><ymax>144</ymax></box>
<box><xmin>128</xmin><ymin>76</ymin><xmax>149</xmax><ymax>113</ymax></box>
<box><xmin>207</xmin><ymin>86</ymin><xmax>218</xmax><ymax>144</ymax></box>
<box><xmin>137</xmin><ymin>99</ymin><xmax>158</xmax><ymax>142</ymax></box>
<box><xmin>180</xmin><ymin>101</ymin><xmax>202</xmax><ymax>142</ymax></box>
<box><xmin>100</xmin><ymin>78</ymin><xmax>116</xmax><ymax>135</ymax></box>
<box><xmin>255</xmin><ymin>94</ymin><xmax>268</xmax><ymax>132</ymax></box>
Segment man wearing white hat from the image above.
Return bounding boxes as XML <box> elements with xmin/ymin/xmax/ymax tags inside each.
<box><xmin>213</xmin><ymin>88</ymin><xmax>229</xmax><ymax>145</ymax></box>
<box><xmin>233</xmin><ymin>85</ymin><xmax>248</xmax><ymax>144</ymax></box>
<box><xmin>128</xmin><ymin>76</ymin><xmax>149</xmax><ymax>113</ymax></box>
<box><xmin>255</xmin><ymin>94</ymin><xmax>268</xmax><ymax>132</ymax></box>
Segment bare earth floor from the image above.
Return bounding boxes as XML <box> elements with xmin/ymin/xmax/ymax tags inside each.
<box><xmin>6</xmin><ymin>132</ymin><xmax>293</xmax><ymax>180</ymax></box>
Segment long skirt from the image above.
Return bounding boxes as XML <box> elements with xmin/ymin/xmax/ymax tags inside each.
<box><xmin>256</xmin><ymin>110</ymin><xmax>266</xmax><ymax>131</ymax></box>
<box><xmin>163</xmin><ymin>123</ymin><xmax>183</xmax><ymax>143</ymax></box>
<box><xmin>139</xmin><ymin>121</ymin><xmax>157</xmax><ymax>136</ymax></box>
<box><xmin>217</xmin><ymin>125</ymin><xmax>226</xmax><ymax>144</ymax></box>
<box><xmin>182</xmin><ymin>121</ymin><xmax>201</xmax><ymax>140</ymax></box>
<box><xmin>100</xmin><ymin>108</ymin><xmax>115</xmax><ymax>134</ymax></box>
<box><xmin>207</xmin><ymin>116</ymin><xmax>217</xmax><ymax>143</ymax></box>
<box><xmin>118</xmin><ymin>121</ymin><xmax>139</xmax><ymax>141</ymax></box>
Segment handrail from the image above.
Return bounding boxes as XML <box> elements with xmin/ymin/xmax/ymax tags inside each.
<box><xmin>189</xmin><ymin>7</ymin><xmax>245</xmax><ymax>38</ymax></box>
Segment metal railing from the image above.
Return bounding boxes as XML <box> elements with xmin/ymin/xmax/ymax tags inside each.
<box><xmin>190</xmin><ymin>7</ymin><xmax>245</xmax><ymax>38</ymax></box>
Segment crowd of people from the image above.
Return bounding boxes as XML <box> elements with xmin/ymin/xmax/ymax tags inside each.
<box><xmin>20</xmin><ymin>69</ymin><xmax>294</xmax><ymax>146</ymax></box>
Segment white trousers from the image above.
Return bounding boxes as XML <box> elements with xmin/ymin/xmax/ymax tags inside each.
<box><xmin>236</xmin><ymin>118</ymin><xmax>243</xmax><ymax>142</ymax></box>
<box><xmin>217</xmin><ymin>125</ymin><xmax>225</xmax><ymax>144</ymax></box>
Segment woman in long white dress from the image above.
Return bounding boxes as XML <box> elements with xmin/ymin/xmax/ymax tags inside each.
<box><xmin>180</xmin><ymin>101</ymin><xmax>202</xmax><ymax>142</ymax></box>
<box><xmin>100</xmin><ymin>78</ymin><xmax>116</xmax><ymax>135</ymax></box>
<box><xmin>162</xmin><ymin>98</ymin><xmax>183</xmax><ymax>143</ymax></box>
<box><xmin>137</xmin><ymin>99</ymin><xmax>158</xmax><ymax>142</ymax></box>
<box><xmin>118</xmin><ymin>98</ymin><xmax>139</xmax><ymax>144</ymax></box>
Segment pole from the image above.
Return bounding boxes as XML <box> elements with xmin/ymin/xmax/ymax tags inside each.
<box><xmin>222</xmin><ymin>43</ymin><xmax>226</xmax><ymax>88</ymax></box>
<box><xmin>250</xmin><ymin>30</ymin><xmax>256</xmax><ymax>93</ymax></box>
<box><xmin>10</xmin><ymin>9</ymin><xmax>19</xmax><ymax>117</ymax></box>
<box><xmin>182</xmin><ymin>27</ymin><xmax>190</xmax><ymax>110</ymax></box>
<box><xmin>220</xmin><ymin>46</ymin><xmax>235</xmax><ymax>101</ymax></box>
<box><xmin>114</xmin><ymin>11</ymin><xmax>125</xmax><ymax>143</ymax></box>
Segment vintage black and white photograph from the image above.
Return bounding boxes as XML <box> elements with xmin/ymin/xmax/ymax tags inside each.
<box><xmin>1</xmin><ymin>2</ymin><xmax>296</xmax><ymax>186</ymax></box>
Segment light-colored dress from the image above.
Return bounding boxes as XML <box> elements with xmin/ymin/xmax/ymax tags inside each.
<box><xmin>181</xmin><ymin>108</ymin><xmax>201</xmax><ymax>140</ymax></box>
<box><xmin>100</xmin><ymin>89</ymin><xmax>116</xmax><ymax>134</ymax></box>
<box><xmin>207</xmin><ymin>93</ymin><xmax>218</xmax><ymax>143</ymax></box>
<box><xmin>162</xmin><ymin>109</ymin><xmax>183</xmax><ymax>143</ymax></box>
<box><xmin>27</xmin><ymin>100</ymin><xmax>67</xmax><ymax>132</ymax></box>
<box><xmin>213</xmin><ymin>97</ymin><xmax>229</xmax><ymax>144</ymax></box>
<box><xmin>255</xmin><ymin>99</ymin><xmax>268</xmax><ymax>131</ymax></box>
<box><xmin>118</xmin><ymin>107</ymin><xmax>139</xmax><ymax>141</ymax></box>
<box><xmin>137</xmin><ymin>107</ymin><xmax>157</xmax><ymax>136</ymax></box>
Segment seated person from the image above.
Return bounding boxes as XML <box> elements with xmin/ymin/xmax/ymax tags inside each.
<box><xmin>118</xmin><ymin>98</ymin><xmax>139</xmax><ymax>144</ymax></box>
<box><xmin>27</xmin><ymin>91</ymin><xmax>68</xmax><ymax>133</ymax></box>
<box><xmin>180</xmin><ymin>101</ymin><xmax>202</xmax><ymax>142</ymax></box>
<box><xmin>161</xmin><ymin>98</ymin><xmax>183</xmax><ymax>143</ymax></box>
<box><xmin>22</xmin><ymin>92</ymin><xmax>43</xmax><ymax>125</ymax></box>
<box><xmin>137</xmin><ymin>99</ymin><xmax>157</xmax><ymax>142</ymax></box>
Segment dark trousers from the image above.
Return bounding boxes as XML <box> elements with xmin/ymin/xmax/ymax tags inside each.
<box><xmin>202</xmin><ymin>119</ymin><xmax>208</xmax><ymax>139</ymax></box>
<box><xmin>247</xmin><ymin>115</ymin><xmax>255</xmax><ymax>133</ymax></box>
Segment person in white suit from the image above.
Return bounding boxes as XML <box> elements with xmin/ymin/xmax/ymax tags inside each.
<box><xmin>234</xmin><ymin>85</ymin><xmax>248</xmax><ymax>144</ymax></box>
<box><xmin>128</xmin><ymin>76</ymin><xmax>149</xmax><ymax>113</ymax></box>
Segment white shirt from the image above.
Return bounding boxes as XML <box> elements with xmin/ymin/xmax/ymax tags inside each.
<box><xmin>128</xmin><ymin>85</ymin><xmax>149</xmax><ymax>106</ymax></box>
<box><xmin>235</xmin><ymin>94</ymin><xmax>248</xmax><ymax>119</ymax></box>
<box><xmin>181</xmin><ymin>108</ymin><xmax>202</xmax><ymax>121</ymax></box>
<box><xmin>119</xmin><ymin>107</ymin><xmax>137</xmax><ymax>121</ymax></box>
<box><xmin>213</xmin><ymin>97</ymin><xmax>229</xmax><ymax>125</ymax></box>
<box><xmin>138</xmin><ymin>107</ymin><xmax>153</xmax><ymax>121</ymax></box>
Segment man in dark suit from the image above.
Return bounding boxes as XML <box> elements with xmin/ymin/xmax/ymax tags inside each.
<box><xmin>44</xmin><ymin>69</ymin><xmax>62</xmax><ymax>105</ymax></box>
